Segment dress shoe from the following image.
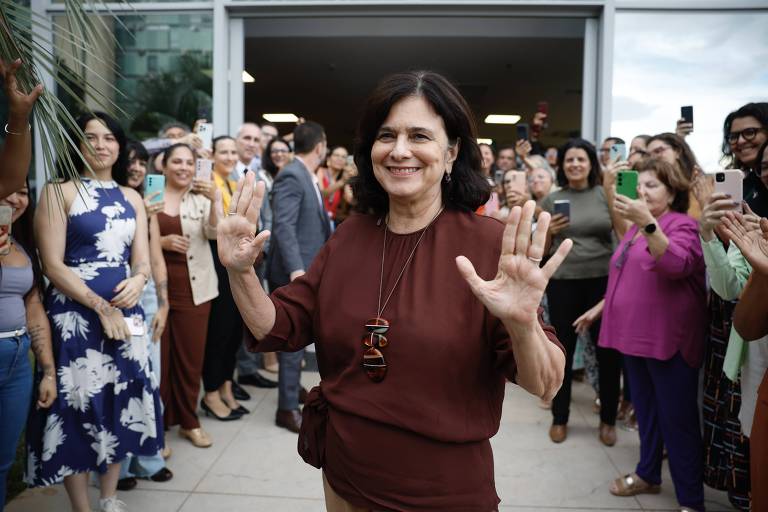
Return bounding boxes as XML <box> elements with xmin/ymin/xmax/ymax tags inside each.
<box><xmin>116</xmin><ymin>477</ymin><xmax>137</xmax><ymax>491</ymax></box>
<box><xmin>599</xmin><ymin>423</ymin><xmax>617</xmax><ymax>447</ymax></box>
<box><xmin>549</xmin><ymin>424</ymin><xmax>567</xmax><ymax>443</ymax></box>
<box><xmin>234</xmin><ymin>405</ymin><xmax>250</xmax><ymax>415</ymax></box>
<box><xmin>232</xmin><ymin>381</ymin><xmax>251</xmax><ymax>401</ymax></box>
<box><xmin>140</xmin><ymin>467</ymin><xmax>173</xmax><ymax>482</ymax></box>
<box><xmin>200</xmin><ymin>399</ymin><xmax>241</xmax><ymax>421</ymax></box>
<box><xmin>179</xmin><ymin>427</ymin><xmax>213</xmax><ymax>448</ymax></box>
<box><xmin>299</xmin><ymin>386</ymin><xmax>308</xmax><ymax>404</ymax></box>
<box><xmin>238</xmin><ymin>372</ymin><xmax>278</xmax><ymax>388</ymax></box>
<box><xmin>275</xmin><ymin>409</ymin><xmax>302</xmax><ymax>433</ymax></box>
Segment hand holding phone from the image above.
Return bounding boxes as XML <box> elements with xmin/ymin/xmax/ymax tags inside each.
<box><xmin>553</xmin><ymin>199</ymin><xmax>571</xmax><ymax>219</ymax></box>
<box><xmin>195</xmin><ymin>158</ymin><xmax>213</xmax><ymax>180</ymax></box>
<box><xmin>609</xmin><ymin>143</ymin><xmax>627</xmax><ymax>164</ymax></box>
<box><xmin>713</xmin><ymin>170</ymin><xmax>743</xmax><ymax>210</ymax></box>
<box><xmin>0</xmin><ymin>205</ymin><xmax>12</xmax><ymax>256</ymax></box>
<box><xmin>144</xmin><ymin>175</ymin><xmax>165</xmax><ymax>204</ymax></box>
<box><xmin>196</xmin><ymin>122</ymin><xmax>214</xmax><ymax>150</ymax></box>
<box><xmin>677</xmin><ymin>106</ymin><xmax>694</xmax><ymax>137</ymax></box>
<box><xmin>516</xmin><ymin>123</ymin><xmax>530</xmax><ymax>141</ymax></box>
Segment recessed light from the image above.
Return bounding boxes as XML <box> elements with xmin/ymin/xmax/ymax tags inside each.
<box><xmin>484</xmin><ymin>115</ymin><xmax>521</xmax><ymax>125</ymax></box>
<box><xmin>262</xmin><ymin>113</ymin><xmax>299</xmax><ymax>123</ymax></box>
<box><xmin>477</xmin><ymin>138</ymin><xmax>493</xmax><ymax>145</ymax></box>
<box><xmin>242</xmin><ymin>70</ymin><xmax>255</xmax><ymax>83</ymax></box>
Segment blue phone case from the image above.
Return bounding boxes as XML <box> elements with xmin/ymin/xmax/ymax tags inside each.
<box><xmin>144</xmin><ymin>175</ymin><xmax>165</xmax><ymax>204</ymax></box>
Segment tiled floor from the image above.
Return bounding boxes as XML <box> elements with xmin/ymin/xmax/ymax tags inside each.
<box><xmin>7</xmin><ymin>374</ymin><xmax>736</xmax><ymax>511</ymax></box>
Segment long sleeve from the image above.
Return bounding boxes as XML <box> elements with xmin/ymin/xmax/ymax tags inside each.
<box><xmin>640</xmin><ymin>216</ymin><xmax>702</xmax><ymax>279</ymax></box>
<box><xmin>271</xmin><ymin>170</ymin><xmax>305</xmax><ymax>274</ymax></box>
<box><xmin>702</xmin><ymin>236</ymin><xmax>752</xmax><ymax>300</ymax></box>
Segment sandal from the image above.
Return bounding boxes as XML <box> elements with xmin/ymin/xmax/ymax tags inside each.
<box><xmin>609</xmin><ymin>473</ymin><xmax>661</xmax><ymax>497</ymax></box>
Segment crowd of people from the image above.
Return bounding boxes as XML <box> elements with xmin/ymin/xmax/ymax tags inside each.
<box><xmin>1</xmin><ymin>55</ymin><xmax>768</xmax><ymax>512</ymax></box>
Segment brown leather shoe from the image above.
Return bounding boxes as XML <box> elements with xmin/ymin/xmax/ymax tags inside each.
<box><xmin>599</xmin><ymin>423</ymin><xmax>617</xmax><ymax>447</ymax></box>
<box><xmin>299</xmin><ymin>386</ymin><xmax>308</xmax><ymax>404</ymax></box>
<box><xmin>275</xmin><ymin>409</ymin><xmax>302</xmax><ymax>433</ymax></box>
<box><xmin>549</xmin><ymin>424</ymin><xmax>567</xmax><ymax>443</ymax></box>
<box><xmin>179</xmin><ymin>427</ymin><xmax>212</xmax><ymax>448</ymax></box>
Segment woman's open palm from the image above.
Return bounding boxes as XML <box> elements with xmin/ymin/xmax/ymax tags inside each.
<box><xmin>217</xmin><ymin>173</ymin><xmax>270</xmax><ymax>273</ymax></box>
<box><xmin>457</xmin><ymin>201</ymin><xmax>572</xmax><ymax>326</ymax></box>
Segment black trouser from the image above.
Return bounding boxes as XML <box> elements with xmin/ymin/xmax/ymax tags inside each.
<box><xmin>202</xmin><ymin>241</ymin><xmax>244</xmax><ymax>392</ymax></box>
<box><xmin>547</xmin><ymin>276</ymin><xmax>622</xmax><ymax>426</ymax></box>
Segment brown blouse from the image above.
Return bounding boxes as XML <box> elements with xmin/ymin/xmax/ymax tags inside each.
<box><xmin>256</xmin><ymin>209</ymin><xmax>561</xmax><ymax>511</ymax></box>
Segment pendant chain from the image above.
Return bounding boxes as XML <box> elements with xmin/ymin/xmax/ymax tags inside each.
<box><xmin>376</xmin><ymin>207</ymin><xmax>445</xmax><ymax>318</ymax></box>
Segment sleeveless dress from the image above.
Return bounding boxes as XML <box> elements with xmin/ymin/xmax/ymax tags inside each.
<box><xmin>26</xmin><ymin>179</ymin><xmax>163</xmax><ymax>487</ymax></box>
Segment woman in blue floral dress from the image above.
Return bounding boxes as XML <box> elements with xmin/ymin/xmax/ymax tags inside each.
<box><xmin>28</xmin><ymin>112</ymin><xmax>163</xmax><ymax>512</ymax></box>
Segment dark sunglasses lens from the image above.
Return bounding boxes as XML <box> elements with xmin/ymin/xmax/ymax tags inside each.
<box><xmin>362</xmin><ymin>347</ymin><xmax>387</xmax><ymax>382</ymax></box>
<box><xmin>365</xmin><ymin>317</ymin><xmax>389</xmax><ymax>334</ymax></box>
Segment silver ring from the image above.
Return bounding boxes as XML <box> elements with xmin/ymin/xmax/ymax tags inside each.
<box><xmin>527</xmin><ymin>256</ymin><xmax>543</xmax><ymax>263</ymax></box>
<box><xmin>227</xmin><ymin>212</ymin><xmax>237</xmax><ymax>217</ymax></box>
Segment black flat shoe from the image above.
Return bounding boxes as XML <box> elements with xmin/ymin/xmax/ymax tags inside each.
<box><xmin>200</xmin><ymin>399</ymin><xmax>241</xmax><ymax>421</ymax></box>
<box><xmin>117</xmin><ymin>477</ymin><xmax>137</xmax><ymax>491</ymax></box>
<box><xmin>232</xmin><ymin>381</ymin><xmax>251</xmax><ymax>401</ymax></box>
<box><xmin>142</xmin><ymin>467</ymin><xmax>173</xmax><ymax>482</ymax></box>
<box><xmin>237</xmin><ymin>373</ymin><xmax>278</xmax><ymax>389</ymax></box>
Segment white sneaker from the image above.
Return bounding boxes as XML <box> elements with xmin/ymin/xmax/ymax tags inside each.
<box><xmin>99</xmin><ymin>495</ymin><xmax>127</xmax><ymax>512</ymax></box>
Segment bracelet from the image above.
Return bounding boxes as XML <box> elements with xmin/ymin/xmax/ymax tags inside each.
<box><xmin>4</xmin><ymin>123</ymin><xmax>30</xmax><ymax>136</ymax></box>
<box><xmin>135</xmin><ymin>272</ymin><xmax>149</xmax><ymax>284</ymax></box>
<box><xmin>44</xmin><ymin>375</ymin><xmax>55</xmax><ymax>381</ymax></box>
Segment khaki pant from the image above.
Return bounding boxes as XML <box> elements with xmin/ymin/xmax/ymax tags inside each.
<box><xmin>322</xmin><ymin>473</ymin><xmax>370</xmax><ymax>512</ymax></box>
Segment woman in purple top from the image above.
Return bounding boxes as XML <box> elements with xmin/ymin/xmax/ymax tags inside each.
<box><xmin>600</xmin><ymin>157</ymin><xmax>706</xmax><ymax>512</ymax></box>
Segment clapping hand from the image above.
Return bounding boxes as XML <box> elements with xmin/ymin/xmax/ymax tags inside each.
<box><xmin>721</xmin><ymin>209</ymin><xmax>768</xmax><ymax>275</ymax></box>
<box><xmin>217</xmin><ymin>173</ymin><xmax>271</xmax><ymax>273</ymax></box>
<box><xmin>456</xmin><ymin>200</ymin><xmax>572</xmax><ymax>326</ymax></box>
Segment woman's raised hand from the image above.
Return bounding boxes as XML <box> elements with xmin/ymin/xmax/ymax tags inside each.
<box><xmin>456</xmin><ymin>200</ymin><xmax>572</xmax><ymax>326</ymax></box>
<box><xmin>722</xmin><ymin>210</ymin><xmax>768</xmax><ymax>276</ymax></box>
<box><xmin>217</xmin><ymin>173</ymin><xmax>270</xmax><ymax>273</ymax></box>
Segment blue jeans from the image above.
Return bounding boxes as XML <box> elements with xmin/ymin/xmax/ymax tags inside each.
<box><xmin>120</xmin><ymin>286</ymin><xmax>164</xmax><ymax>479</ymax></box>
<box><xmin>0</xmin><ymin>332</ymin><xmax>32</xmax><ymax>509</ymax></box>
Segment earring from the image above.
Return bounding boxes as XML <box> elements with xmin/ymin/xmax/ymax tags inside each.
<box><xmin>444</xmin><ymin>171</ymin><xmax>452</xmax><ymax>183</ymax></box>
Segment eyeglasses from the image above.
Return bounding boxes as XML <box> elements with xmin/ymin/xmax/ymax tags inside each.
<box><xmin>727</xmin><ymin>127</ymin><xmax>764</xmax><ymax>144</ymax></box>
<box><xmin>362</xmin><ymin>317</ymin><xmax>388</xmax><ymax>382</ymax></box>
<box><xmin>629</xmin><ymin>149</ymin><xmax>647</xmax><ymax>157</ymax></box>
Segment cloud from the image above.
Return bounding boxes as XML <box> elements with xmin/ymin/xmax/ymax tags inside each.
<box><xmin>611</xmin><ymin>11</ymin><xmax>768</xmax><ymax>170</ymax></box>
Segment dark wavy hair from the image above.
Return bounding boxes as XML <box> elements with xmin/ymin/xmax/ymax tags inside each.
<box><xmin>262</xmin><ymin>138</ymin><xmax>291</xmax><ymax>178</ymax></box>
<box><xmin>648</xmin><ymin>132</ymin><xmax>699</xmax><ymax>180</ymax></box>
<box><xmin>721</xmin><ymin>102</ymin><xmax>768</xmax><ymax>169</ymax></box>
<box><xmin>0</xmin><ymin>179</ymin><xmax>44</xmax><ymax>294</ymax></box>
<box><xmin>555</xmin><ymin>138</ymin><xmax>602</xmax><ymax>188</ymax></box>
<box><xmin>634</xmin><ymin>157</ymin><xmax>690</xmax><ymax>213</ymax></box>
<box><xmin>351</xmin><ymin>70</ymin><xmax>489</xmax><ymax>215</ymax></box>
<box><xmin>59</xmin><ymin>112</ymin><xmax>129</xmax><ymax>186</ymax></box>
<box><xmin>162</xmin><ymin>143</ymin><xmax>196</xmax><ymax>168</ymax></box>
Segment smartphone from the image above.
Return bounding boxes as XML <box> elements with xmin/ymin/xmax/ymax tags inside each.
<box><xmin>494</xmin><ymin>169</ymin><xmax>505</xmax><ymax>187</ymax></box>
<box><xmin>0</xmin><ymin>205</ymin><xmax>12</xmax><ymax>256</ymax></box>
<box><xmin>713</xmin><ymin>170</ymin><xmax>743</xmax><ymax>209</ymax></box>
<box><xmin>505</xmin><ymin>171</ymin><xmax>527</xmax><ymax>194</ymax></box>
<box><xmin>609</xmin><ymin>143</ymin><xmax>627</xmax><ymax>163</ymax></box>
<box><xmin>616</xmin><ymin>170</ymin><xmax>638</xmax><ymax>200</ymax></box>
<box><xmin>196</xmin><ymin>158</ymin><xmax>213</xmax><ymax>180</ymax></box>
<box><xmin>123</xmin><ymin>315</ymin><xmax>146</xmax><ymax>337</ymax></box>
<box><xmin>144</xmin><ymin>174</ymin><xmax>165</xmax><ymax>204</ymax></box>
<box><xmin>681</xmin><ymin>105</ymin><xmax>694</xmax><ymax>125</ymax></box>
<box><xmin>196</xmin><ymin>122</ymin><xmax>213</xmax><ymax>150</ymax></box>
<box><xmin>553</xmin><ymin>199</ymin><xmax>570</xmax><ymax>219</ymax></box>
<box><xmin>516</xmin><ymin>123</ymin><xmax>530</xmax><ymax>141</ymax></box>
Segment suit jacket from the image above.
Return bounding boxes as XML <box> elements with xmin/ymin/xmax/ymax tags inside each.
<box><xmin>267</xmin><ymin>158</ymin><xmax>331</xmax><ymax>287</ymax></box>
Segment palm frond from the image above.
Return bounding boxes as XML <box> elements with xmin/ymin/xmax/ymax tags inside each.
<box><xmin>0</xmin><ymin>0</ymin><xmax>133</xmax><ymax>197</ymax></box>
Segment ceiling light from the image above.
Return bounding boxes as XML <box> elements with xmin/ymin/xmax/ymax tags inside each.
<box><xmin>242</xmin><ymin>70</ymin><xmax>255</xmax><ymax>83</ymax></box>
<box><xmin>262</xmin><ymin>113</ymin><xmax>299</xmax><ymax>123</ymax></box>
<box><xmin>477</xmin><ymin>138</ymin><xmax>493</xmax><ymax>145</ymax></box>
<box><xmin>484</xmin><ymin>115</ymin><xmax>521</xmax><ymax>125</ymax></box>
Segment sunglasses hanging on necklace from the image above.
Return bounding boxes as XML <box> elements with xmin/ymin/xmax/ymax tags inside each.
<box><xmin>361</xmin><ymin>206</ymin><xmax>445</xmax><ymax>383</ymax></box>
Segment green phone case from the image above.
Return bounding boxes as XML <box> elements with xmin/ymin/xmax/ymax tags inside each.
<box><xmin>616</xmin><ymin>171</ymin><xmax>638</xmax><ymax>200</ymax></box>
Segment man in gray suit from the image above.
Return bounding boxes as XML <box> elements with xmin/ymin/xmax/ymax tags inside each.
<box><xmin>267</xmin><ymin>121</ymin><xmax>330</xmax><ymax>432</ymax></box>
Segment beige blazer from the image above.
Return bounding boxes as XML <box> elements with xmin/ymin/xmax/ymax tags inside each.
<box><xmin>180</xmin><ymin>191</ymin><xmax>218</xmax><ymax>305</ymax></box>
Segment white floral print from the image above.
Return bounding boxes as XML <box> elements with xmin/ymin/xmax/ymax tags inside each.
<box><xmin>52</xmin><ymin>311</ymin><xmax>90</xmax><ymax>342</ymax></box>
<box><xmin>58</xmin><ymin>349</ymin><xmax>120</xmax><ymax>412</ymax></box>
<box><xmin>120</xmin><ymin>389</ymin><xmax>157</xmax><ymax>446</ymax></box>
<box><xmin>83</xmin><ymin>423</ymin><xmax>120</xmax><ymax>465</ymax></box>
<box><xmin>41</xmin><ymin>414</ymin><xmax>67</xmax><ymax>462</ymax></box>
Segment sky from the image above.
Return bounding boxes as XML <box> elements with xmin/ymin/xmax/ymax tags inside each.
<box><xmin>610</xmin><ymin>11</ymin><xmax>768</xmax><ymax>171</ymax></box>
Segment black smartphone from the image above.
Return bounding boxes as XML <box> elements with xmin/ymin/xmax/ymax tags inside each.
<box><xmin>516</xmin><ymin>123</ymin><xmax>529</xmax><ymax>141</ymax></box>
<box><xmin>681</xmin><ymin>105</ymin><xmax>693</xmax><ymax>125</ymax></box>
<box><xmin>553</xmin><ymin>199</ymin><xmax>570</xmax><ymax>219</ymax></box>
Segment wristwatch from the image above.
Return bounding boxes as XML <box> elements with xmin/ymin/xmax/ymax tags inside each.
<box><xmin>643</xmin><ymin>222</ymin><xmax>657</xmax><ymax>234</ymax></box>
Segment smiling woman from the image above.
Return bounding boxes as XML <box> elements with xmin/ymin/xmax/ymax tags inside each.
<box><xmin>215</xmin><ymin>70</ymin><xmax>573</xmax><ymax>511</ymax></box>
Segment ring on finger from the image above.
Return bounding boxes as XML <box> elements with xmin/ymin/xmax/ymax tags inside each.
<box><xmin>527</xmin><ymin>255</ymin><xmax>543</xmax><ymax>263</ymax></box>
